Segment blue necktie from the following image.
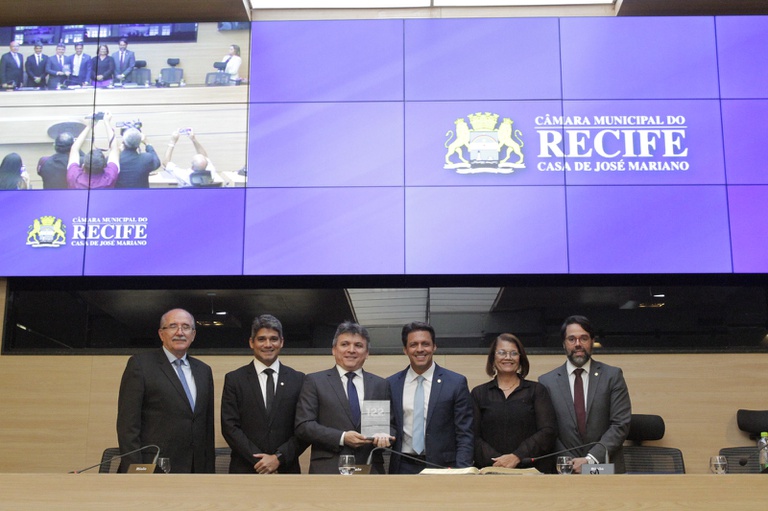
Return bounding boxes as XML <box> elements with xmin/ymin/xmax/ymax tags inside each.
<box><xmin>174</xmin><ymin>359</ymin><xmax>195</xmax><ymax>410</ymax></box>
<box><xmin>346</xmin><ymin>372</ymin><xmax>361</xmax><ymax>429</ymax></box>
<box><xmin>413</xmin><ymin>375</ymin><xmax>425</xmax><ymax>454</ymax></box>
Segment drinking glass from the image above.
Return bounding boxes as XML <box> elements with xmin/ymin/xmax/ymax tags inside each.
<box><xmin>556</xmin><ymin>456</ymin><xmax>573</xmax><ymax>475</ymax></box>
<box><xmin>709</xmin><ymin>455</ymin><xmax>727</xmax><ymax>474</ymax></box>
<box><xmin>338</xmin><ymin>454</ymin><xmax>356</xmax><ymax>475</ymax></box>
<box><xmin>157</xmin><ymin>457</ymin><xmax>171</xmax><ymax>474</ymax></box>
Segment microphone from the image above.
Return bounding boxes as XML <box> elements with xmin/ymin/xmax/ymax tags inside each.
<box><xmin>69</xmin><ymin>445</ymin><xmax>160</xmax><ymax>474</ymax></box>
<box><xmin>365</xmin><ymin>446</ymin><xmax>448</xmax><ymax>469</ymax></box>
<box><xmin>518</xmin><ymin>441</ymin><xmax>608</xmax><ymax>467</ymax></box>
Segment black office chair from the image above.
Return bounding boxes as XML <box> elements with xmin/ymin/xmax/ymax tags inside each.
<box><xmin>159</xmin><ymin>58</ymin><xmax>183</xmax><ymax>86</ymax></box>
<box><xmin>205</xmin><ymin>72</ymin><xmax>229</xmax><ymax>86</ymax></box>
<box><xmin>215</xmin><ymin>447</ymin><xmax>231</xmax><ymax>474</ymax></box>
<box><xmin>133</xmin><ymin>60</ymin><xmax>151</xmax><ymax>85</ymax></box>
<box><xmin>719</xmin><ymin>409</ymin><xmax>768</xmax><ymax>473</ymax></box>
<box><xmin>99</xmin><ymin>447</ymin><xmax>122</xmax><ymax>473</ymax></box>
<box><xmin>623</xmin><ymin>414</ymin><xmax>686</xmax><ymax>474</ymax></box>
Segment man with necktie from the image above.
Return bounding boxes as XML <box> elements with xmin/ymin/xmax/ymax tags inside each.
<box><xmin>539</xmin><ymin>315</ymin><xmax>632</xmax><ymax>474</ymax></box>
<box><xmin>24</xmin><ymin>43</ymin><xmax>47</xmax><ymax>88</ymax></box>
<box><xmin>295</xmin><ymin>321</ymin><xmax>391</xmax><ymax>473</ymax></box>
<box><xmin>0</xmin><ymin>41</ymin><xmax>24</xmax><ymax>89</ymax></box>
<box><xmin>221</xmin><ymin>314</ymin><xmax>308</xmax><ymax>473</ymax></box>
<box><xmin>116</xmin><ymin>308</ymin><xmax>215</xmax><ymax>473</ymax></box>
<box><xmin>113</xmin><ymin>38</ymin><xmax>135</xmax><ymax>84</ymax></box>
<box><xmin>67</xmin><ymin>43</ymin><xmax>91</xmax><ymax>86</ymax></box>
<box><xmin>387</xmin><ymin>322</ymin><xmax>474</xmax><ymax>474</ymax></box>
<box><xmin>45</xmin><ymin>43</ymin><xmax>70</xmax><ymax>89</ymax></box>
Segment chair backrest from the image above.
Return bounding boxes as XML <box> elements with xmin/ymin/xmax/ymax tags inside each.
<box><xmin>215</xmin><ymin>447</ymin><xmax>231</xmax><ymax>474</ymax></box>
<box><xmin>133</xmin><ymin>68</ymin><xmax>151</xmax><ymax>85</ymax></box>
<box><xmin>160</xmin><ymin>67</ymin><xmax>183</xmax><ymax>85</ymax></box>
<box><xmin>205</xmin><ymin>72</ymin><xmax>229</xmax><ymax>86</ymax></box>
<box><xmin>737</xmin><ymin>409</ymin><xmax>768</xmax><ymax>439</ymax></box>
<box><xmin>719</xmin><ymin>446</ymin><xmax>760</xmax><ymax>474</ymax></box>
<box><xmin>624</xmin><ymin>445</ymin><xmax>686</xmax><ymax>474</ymax></box>
<box><xmin>627</xmin><ymin>414</ymin><xmax>665</xmax><ymax>445</ymax></box>
<box><xmin>99</xmin><ymin>447</ymin><xmax>122</xmax><ymax>473</ymax></box>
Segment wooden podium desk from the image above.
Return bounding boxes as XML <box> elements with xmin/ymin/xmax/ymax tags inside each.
<box><xmin>0</xmin><ymin>474</ymin><xmax>761</xmax><ymax>510</ymax></box>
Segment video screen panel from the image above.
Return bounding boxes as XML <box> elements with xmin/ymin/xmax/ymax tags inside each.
<box><xmin>728</xmin><ymin>186</ymin><xmax>768</xmax><ymax>273</ymax></box>
<box><xmin>566</xmin><ymin>186</ymin><xmax>733</xmax><ymax>274</ymax></box>
<box><xmin>1</xmin><ymin>16</ymin><xmax>768</xmax><ymax>277</ymax></box>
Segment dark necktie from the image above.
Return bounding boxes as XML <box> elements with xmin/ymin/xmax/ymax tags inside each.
<box><xmin>120</xmin><ymin>52</ymin><xmax>124</xmax><ymax>67</ymax></box>
<box><xmin>174</xmin><ymin>359</ymin><xmax>195</xmax><ymax>410</ymax></box>
<box><xmin>573</xmin><ymin>368</ymin><xmax>587</xmax><ymax>440</ymax></box>
<box><xmin>59</xmin><ymin>56</ymin><xmax>63</xmax><ymax>68</ymax></box>
<box><xmin>346</xmin><ymin>372</ymin><xmax>361</xmax><ymax>429</ymax></box>
<box><xmin>263</xmin><ymin>368</ymin><xmax>275</xmax><ymax>413</ymax></box>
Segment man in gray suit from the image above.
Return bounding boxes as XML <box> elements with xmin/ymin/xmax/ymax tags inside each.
<box><xmin>539</xmin><ymin>315</ymin><xmax>631</xmax><ymax>474</ymax></box>
<box><xmin>295</xmin><ymin>321</ymin><xmax>392</xmax><ymax>473</ymax></box>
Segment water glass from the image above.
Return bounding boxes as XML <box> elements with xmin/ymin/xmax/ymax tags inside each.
<box><xmin>157</xmin><ymin>457</ymin><xmax>171</xmax><ymax>474</ymax></box>
<box><xmin>338</xmin><ymin>454</ymin><xmax>356</xmax><ymax>475</ymax></box>
<box><xmin>709</xmin><ymin>455</ymin><xmax>727</xmax><ymax>474</ymax></box>
<box><xmin>556</xmin><ymin>455</ymin><xmax>573</xmax><ymax>475</ymax></box>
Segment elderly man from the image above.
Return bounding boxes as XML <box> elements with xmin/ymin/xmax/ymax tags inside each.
<box><xmin>295</xmin><ymin>321</ymin><xmax>392</xmax><ymax>474</ymax></box>
<box><xmin>0</xmin><ymin>41</ymin><xmax>24</xmax><ymax>89</ymax></box>
<box><xmin>116</xmin><ymin>128</ymin><xmax>161</xmax><ymax>188</ymax></box>
<box><xmin>161</xmin><ymin>128</ymin><xmax>229</xmax><ymax>187</ymax></box>
<box><xmin>116</xmin><ymin>308</ymin><xmax>215</xmax><ymax>473</ymax></box>
<box><xmin>221</xmin><ymin>314</ymin><xmax>308</xmax><ymax>474</ymax></box>
<box><xmin>538</xmin><ymin>315</ymin><xmax>632</xmax><ymax>474</ymax></box>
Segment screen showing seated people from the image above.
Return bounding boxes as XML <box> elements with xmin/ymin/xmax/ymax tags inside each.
<box><xmin>0</xmin><ymin>16</ymin><xmax>766</xmax><ymax>276</ymax></box>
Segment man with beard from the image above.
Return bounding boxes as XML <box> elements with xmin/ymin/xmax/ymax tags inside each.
<box><xmin>539</xmin><ymin>315</ymin><xmax>631</xmax><ymax>474</ymax></box>
<box><xmin>116</xmin><ymin>308</ymin><xmax>215</xmax><ymax>473</ymax></box>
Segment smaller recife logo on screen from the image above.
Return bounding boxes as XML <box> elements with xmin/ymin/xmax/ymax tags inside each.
<box><xmin>26</xmin><ymin>216</ymin><xmax>67</xmax><ymax>248</ymax></box>
<box><xmin>444</xmin><ymin>112</ymin><xmax>525</xmax><ymax>174</ymax></box>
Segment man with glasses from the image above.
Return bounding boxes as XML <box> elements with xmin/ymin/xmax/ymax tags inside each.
<box><xmin>539</xmin><ymin>315</ymin><xmax>631</xmax><ymax>474</ymax></box>
<box><xmin>116</xmin><ymin>308</ymin><xmax>215</xmax><ymax>473</ymax></box>
<box><xmin>221</xmin><ymin>314</ymin><xmax>308</xmax><ymax>473</ymax></box>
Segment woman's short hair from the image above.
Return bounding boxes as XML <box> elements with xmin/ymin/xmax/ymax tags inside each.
<box><xmin>485</xmin><ymin>333</ymin><xmax>530</xmax><ymax>378</ymax></box>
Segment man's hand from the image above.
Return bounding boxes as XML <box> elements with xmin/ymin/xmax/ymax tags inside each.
<box><xmin>253</xmin><ymin>453</ymin><xmax>280</xmax><ymax>474</ymax></box>
<box><xmin>371</xmin><ymin>433</ymin><xmax>394</xmax><ymax>448</ymax></box>
<box><xmin>343</xmin><ymin>431</ymin><xmax>372</xmax><ymax>448</ymax></box>
<box><xmin>571</xmin><ymin>457</ymin><xmax>589</xmax><ymax>474</ymax></box>
<box><xmin>491</xmin><ymin>453</ymin><xmax>521</xmax><ymax>468</ymax></box>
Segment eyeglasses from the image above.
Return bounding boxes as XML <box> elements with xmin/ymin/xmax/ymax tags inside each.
<box><xmin>160</xmin><ymin>323</ymin><xmax>195</xmax><ymax>333</ymax></box>
<box><xmin>495</xmin><ymin>350</ymin><xmax>519</xmax><ymax>358</ymax></box>
<box><xmin>565</xmin><ymin>335</ymin><xmax>591</xmax><ymax>345</ymax></box>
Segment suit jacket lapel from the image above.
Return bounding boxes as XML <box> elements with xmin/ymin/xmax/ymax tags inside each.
<box><xmin>426</xmin><ymin>364</ymin><xmax>443</xmax><ymax>426</ymax></box>
<box><xmin>327</xmin><ymin>368</ymin><xmax>354</xmax><ymax>425</ymax></box>
<box><xmin>555</xmin><ymin>363</ymin><xmax>578</xmax><ymax>427</ymax></box>
<box><xmin>246</xmin><ymin>363</ymin><xmax>268</xmax><ymax>417</ymax></box>
<box><xmin>585</xmin><ymin>360</ymin><xmax>601</xmax><ymax>418</ymax></box>
<box><xmin>189</xmin><ymin>357</ymin><xmax>207</xmax><ymax>414</ymax></box>
<box><xmin>157</xmin><ymin>351</ymin><xmax>190</xmax><ymax>411</ymax></box>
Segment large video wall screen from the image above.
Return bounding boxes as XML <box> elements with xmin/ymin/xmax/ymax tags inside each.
<box><xmin>2</xmin><ymin>16</ymin><xmax>768</xmax><ymax>276</ymax></box>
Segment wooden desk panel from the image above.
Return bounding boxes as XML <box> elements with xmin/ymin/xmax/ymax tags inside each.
<box><xmin>0</xmin><ymin>474</ymin><xmax>761</xmax><ymax>510</ymax></box>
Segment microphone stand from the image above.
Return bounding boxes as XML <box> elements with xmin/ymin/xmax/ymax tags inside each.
<box><xmin>69</xmin><ymin>445</ymin><xmax>160</xmax><ymax>474</ymax></box>
<box><xmin>366</xmin><ymin>446</ymin><xmax>448</xmax><ymax>469</ymax></box>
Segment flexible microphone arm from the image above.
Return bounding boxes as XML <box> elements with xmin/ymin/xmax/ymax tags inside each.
<box><xmin>366</xmin><ymin>446</ymin><xmax>448</xmax><ymax>469</ymax></box>
<box><xmin>69</xmin><ymin>445</ymin><xmax>160</xmax><ymax>474</ymax></box>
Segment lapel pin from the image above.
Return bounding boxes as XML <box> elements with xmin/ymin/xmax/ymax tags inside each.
<box><xmin>280</xmin><ymin>382</ymin><xmax>285</xmax><ymax>386</ymax></box>
<box><xmin>437</xmin><ymin>379</ymin><xmax>442</xmax><ymax>384</ymax></box>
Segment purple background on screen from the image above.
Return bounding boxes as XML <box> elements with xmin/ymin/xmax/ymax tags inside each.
<box><xmin>566</xmin><ymin>186</ymin><xmax>732</xmax><ymax>273</ymax></box>
<box><xmin>242</xmin><ymin>187</ymin><xmax>404</xmax><ymax>275</ymax></box>
<box><xmin>405</xmin><ymin>186</ymin><xmax>568</xmax><ymax>274</ymax></box>
<box><xmin>716</xmin><ymin>17</ymin><xmax>768</xmax><ymax>99</ymax></box>
<box><xmin>721</xmin><ymin>100</ymin><xmax>768</xmax><ymax>185</ymax></box>
<box><xmin>728</xmin><ymin>186</ymin><xmax>768</xmax><ymax>272</ymax></box>
<box><xmin>248</xmin><ymin>102</ymin><xmax>404</xmax><ymax>187</ymax></box>
<box><xmin>405</xmin><ymin>101</ymin><xmax>565</xmax><ymax>186</ymax></box>
<box><xmin>404</xmin><ymin>18</ymin><xmax>562</xmax><ymax>101</ymax></box>
<box><xmin>561</xmin><ymin>100</ymin><xmax>725</xmax><ymax>185</ymax></box>
<box><xmin>82</xmin><ymin>189</ymin><xmax>246</xmax><ymax>276</ymax></box>
<box><xmin>560</xmin><ymin>17</ymin><xmax>719</xmax><ymax>100</ymax></box>
<box><xmin>249</xmin><ymin>20</ymin><xmax>404</xmax><ymax>103</ymax></box>
<box><xmin>0</xmin><ymin>191</ymin><xmax>88</xmax><ymax>276</ymax></box>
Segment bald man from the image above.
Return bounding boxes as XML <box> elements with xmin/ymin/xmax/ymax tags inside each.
<box><xmin>161</xmin><ymin>128</ymin><xmax>229</xmax><ymax>187</ymax></box>
<box><xmin>116</xmin><ymin>308</ymin><xmax>215</xmax><ymax>473</ymax></box>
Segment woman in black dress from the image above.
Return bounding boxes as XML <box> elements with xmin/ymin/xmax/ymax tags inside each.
<box><xmin>471</xmin><ymin>333</ymin><xmax>558</xmax><ymax>473</ymax></box>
